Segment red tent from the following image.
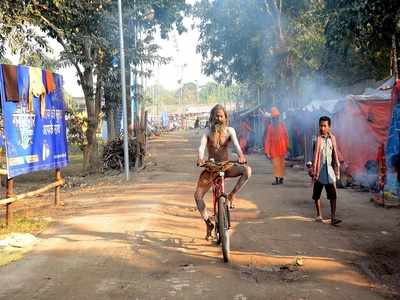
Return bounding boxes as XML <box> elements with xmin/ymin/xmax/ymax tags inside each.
<box><xmin>332</xmin><ymin>97</ymin><xmax>392</xmax><ymax>176</ymax></box>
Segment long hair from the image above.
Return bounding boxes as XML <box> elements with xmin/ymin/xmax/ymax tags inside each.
<box><xmin>209</xmin><ymin>104</ymin><xmax>228</xmax><ymax>130</ymax></box>
<box><xmin>209</xmin><ymin>104</ymin><xmax>228</xmax><ymax>148</ymax></box>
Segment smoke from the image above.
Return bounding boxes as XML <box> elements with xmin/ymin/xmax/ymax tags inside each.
<box><xmin>296</xmin><ymin>75</ymin><xmax>343</xmax><ymax>107</ymax></box>
<box><xmin>193</xmin><ymin>0</ymin><xmax>391</xmax><ymax>191</ymax></box>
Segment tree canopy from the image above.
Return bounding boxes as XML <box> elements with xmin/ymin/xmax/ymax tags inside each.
<box><xmin>323</xmin><ymin>0</ymin><xmax>400</xmax><ymax>85</ymax></box>
<box><xmin>195</xmin><ymin>0</ymin><xmax>400</xmax><ymax>108</ymax></box>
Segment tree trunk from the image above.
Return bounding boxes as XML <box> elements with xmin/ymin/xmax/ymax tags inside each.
<box><xmin>393</xmin><ymin>34</ymin><xmax>400</xmax><ymax>80</ymax></box>
<box><xmin>107</xmin><ymin>111</ymin><xmax>116</xmax><ymax>142</ymax></box>
<box><xmin>81</xmin><ymin>65</ymin><xmax>103</xmax><ymax>173</ymax></box>
<box><xmin>105</xmin><ymin>90</ymin><xmax>117</xmax><ymax>142</ymax></box>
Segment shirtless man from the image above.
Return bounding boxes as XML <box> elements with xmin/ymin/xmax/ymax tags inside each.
<box><xmin>195</xmin><ymin>104</ymin><xmax>252</xmax><ymax>239</ymax></box>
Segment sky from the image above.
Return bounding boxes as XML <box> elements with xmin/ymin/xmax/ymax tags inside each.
<box><xmin>148</xmin><ymin>17</ymin><xmax>212</xmax><ymax>90</ymax></box>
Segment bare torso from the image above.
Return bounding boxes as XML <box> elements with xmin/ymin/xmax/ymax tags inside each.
<box><xmin>207</xmin><ymin>129</ymin><xmax>231</xmax><ymax>162</ymax></box>
<box><xmin>198</xmin><ymin>126</ymin><xmax>243</xmax><ymax>163</ymax></box>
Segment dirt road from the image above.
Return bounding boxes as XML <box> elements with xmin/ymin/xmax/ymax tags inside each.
<box><xmin>0</xmin><ymin>131</ymin><xmax>399</xmax><ymax>299</ymax></box>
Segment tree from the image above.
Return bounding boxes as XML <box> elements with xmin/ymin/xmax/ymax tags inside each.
<box><xmin>0</xmin><ymin>0</ymin><xmax>189</xmax><ymax>171</ymax></box>
<box><xmin>323</xmin><ymin>0</ymin><xmax>400</xmax><ymax>85</ymax></box>
<box><xmin>198</xmin><ymin>82</ymin><xmax>235</xmax><ymax>104</ymax></box>
<box><xmin>195</xmin><ymin>0</ymin><xmax>327</xmax><ymax>108</ymax></box>
<box><xmin>181</xmin><ymin>82</ymin><xmax>197</xmax><ymax>104</ymax></box>
<box><xmin>195</xmin><ymin>0</ymin><xmax>274</xmax><ymax>87</ymax></box>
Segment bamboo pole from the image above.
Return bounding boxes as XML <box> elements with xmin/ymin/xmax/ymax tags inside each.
<box><xmin>5</xmin><ymin>178</ymin><xmax>14</xmax><ymax>226</ymax></box>
<box><xmin>55</xmin><ymin>169</ymin><xmax>61</xmax><ymax>206</ymax></box>
<box><xmin>0</xmin><ymin>179</ymin><xmax>64</xmax><ymax>206</ymax></box>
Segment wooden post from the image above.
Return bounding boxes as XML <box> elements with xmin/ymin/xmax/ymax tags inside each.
<box><xmin>6</xmin><ymin>178</ymin><xmax>14</xmax><ymax>226</ymax></box>
<box><xmin>55</xmin><ymin>169</ymin><xmax>61</xmax><ymax>206</ymax></box>
<box><xmin>392</xmin><ymin>35</ymin><xmax>399</xmax><ymax>80</ymax></box>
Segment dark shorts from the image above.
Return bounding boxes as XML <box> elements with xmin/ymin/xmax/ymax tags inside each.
<box><xmin>312</xmin><ymin>181</ymin><xmax>337</xmax><ymax>200</ymax></box>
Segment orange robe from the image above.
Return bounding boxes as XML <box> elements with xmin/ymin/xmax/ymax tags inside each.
<box><xmin>265</xmin><ymin>123</ymin><xmax>289</xmax><ymax>177</ymax></box>
<box><xmin>264</xmin><ymin>123</ymin><xmax>289</xmax><ymax>159</ymax></box>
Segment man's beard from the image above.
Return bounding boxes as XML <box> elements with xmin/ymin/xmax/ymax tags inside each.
<box><xmin>214</xmin><ymin>122</ymin><xmax>226</xmax><ymax>133</ymax></box>
<box><xmin>211</xmin><ymin>122</ymin><xmax>227</xmax><ymax>148</ymax></box>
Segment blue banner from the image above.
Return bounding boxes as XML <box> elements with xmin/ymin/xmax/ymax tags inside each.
<box><xmin>0</xmin><ymin>65</ymin><xmax>69</xmax><ymax>178</ymax></box>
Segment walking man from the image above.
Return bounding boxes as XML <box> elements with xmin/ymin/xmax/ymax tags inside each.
<box><xmin>309</xmin><ymin>116</ymin><xmax>342</xmax><ymax>226</ymax></box>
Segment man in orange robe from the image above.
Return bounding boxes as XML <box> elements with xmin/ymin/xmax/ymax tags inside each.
<box><xmin>264</xmin><ymin>107</ymin><xmax>289</xmax><ymax>185</ymax></box>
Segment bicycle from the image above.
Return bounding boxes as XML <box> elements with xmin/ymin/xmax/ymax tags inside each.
<box><xmin>200</xmin><ymin>159</ymin><xmax>237</xmax><ymax>262</ymax></box>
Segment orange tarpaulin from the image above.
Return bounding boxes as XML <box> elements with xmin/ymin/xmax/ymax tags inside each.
<box><xmin>239</xmin><ymin>121</ymin><xmax>252</xmax><ymax>152</ymax></box>
<box><xmin>332</xmin><ymin>100</ymin><xmax>392</xmax><ymax>175</ymax></box>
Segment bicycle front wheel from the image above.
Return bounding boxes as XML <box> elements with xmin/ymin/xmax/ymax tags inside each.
<box><xmin>217</xmin><ymin>196</ymin><xmax>230</xmax><ymax>262</ymax></box>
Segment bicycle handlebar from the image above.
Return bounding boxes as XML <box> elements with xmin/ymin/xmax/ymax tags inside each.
<box><xmin>199</xmin><ymin>160</ymin><xmax>246</xmax><ymax>168</ymax></box>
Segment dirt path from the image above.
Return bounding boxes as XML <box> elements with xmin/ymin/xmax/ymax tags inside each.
<box><xmin>0</xmin><ymin>131</ymin><xmax>399</xmax><ymax>300</ymax></box>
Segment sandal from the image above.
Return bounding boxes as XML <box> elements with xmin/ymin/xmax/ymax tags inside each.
<box><xmin>315</xmin><ymin>216</ymin><xmax>323</xmax><ymax>223</ymax></box>
<box><xmin>205</xmin><ymin>219</ymin><xmax>214</xmax><ymax>240</ymax></box>
<box><xmin>227</xmin><ymin>193</ymin><xmax>235</xmax><ymax>209</ymax></box>
<box><xmin>331</xmin><ymin>219</ymin><xmax>342</xmax><ymax>226</ymax></box>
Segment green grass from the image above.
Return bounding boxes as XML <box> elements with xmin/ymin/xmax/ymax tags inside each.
<box><xmin>0</xmin><ymin>217</ymin><xmax>50</xmax><ymax>238</ymax></box>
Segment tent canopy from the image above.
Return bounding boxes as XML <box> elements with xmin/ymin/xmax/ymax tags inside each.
<box><xmin>333</xmin><ymin>99</ymin><xmax>392</xmax><ymax>175</ymax></box>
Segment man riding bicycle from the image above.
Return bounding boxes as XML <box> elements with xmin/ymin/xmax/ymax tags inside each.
<box><xmin>195</xmin><ymin>104</ymin><xmax>252</xmax><ymax>240</ymax></box>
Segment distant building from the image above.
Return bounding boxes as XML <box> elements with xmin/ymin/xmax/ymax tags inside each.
<box><xmin>72</xmin><ymin>97</ymin><xmax>86</xmax><ymax>112</ymax></box>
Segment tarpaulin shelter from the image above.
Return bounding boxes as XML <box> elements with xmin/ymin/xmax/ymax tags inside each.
<box><xmin>385</xmin><ymin>103</ymin><xmax>400</xmax><ymax>192</ymax></box>
<box><xmin>283</xmin><ymin>78</ymin><xmax>396</xmax><ymax>191</ymax></box>
<box><xmin>285</xmin><ymin>99</ymin><xmax>345</xmax><ymax>162</ymax></box>
<box><xmin>290</xmin><ymin>82</ymin><xmax>392</xmax><ymax>176</ymax></box>
<box><xmin>385</xmin><ymin>80</ymin><xmax>400</xmax><ymax>193</ymax></box>
<box><xmin>231</xmin><ymin>104</ymin><xmax>266</xmax><ymax>153</ymax></box>
<box><xmin>332</xmin><ymin>95</ymin><xmax>392</xmax><ymax>179</ymax></box>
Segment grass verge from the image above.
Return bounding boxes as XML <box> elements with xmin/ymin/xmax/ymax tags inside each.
<box><xmin>0</xmin><ymin>218</ymin><xmax>50</xmax><ymax>267</ymax></box>
<box><xmin>0</xmin><ymin>217</ymin><xmax>50</xmax><ymax>238</ymax></box>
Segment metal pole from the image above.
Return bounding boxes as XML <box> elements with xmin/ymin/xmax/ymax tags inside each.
<box><xmin>180</xmin><ymin>84</ymin><xmax>183</xmax><ymax>106</ymax></box>
<box><xmin>195</xmin><ymin>80</ymin><xmax>199</xmax><ymax>103</ymax></box>
<box><xmin>130</xmin><ymin>66</ymin><xmax>135</xmax><ymax>130</ymax></box>
<box><xmin>118</xmin><ymin>0</ymin><xmax>130</xmax><ymax>181</ymax></box>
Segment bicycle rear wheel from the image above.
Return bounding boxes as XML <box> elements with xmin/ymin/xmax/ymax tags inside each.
<box><xmin>217</xmin><ymin>196</ymin><xmax>230</xmax><ymax>262</ymax></box>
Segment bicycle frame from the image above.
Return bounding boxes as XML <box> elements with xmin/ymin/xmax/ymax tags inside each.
<box><xmin>211</xmin><ymin>171</ymin><xmax>225</xmax><ymax>217</ymax></box>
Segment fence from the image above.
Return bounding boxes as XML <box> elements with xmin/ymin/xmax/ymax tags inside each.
<box><xmin>0</xmin><ymin>168</ymin><xmax>64</xmax><ymax>226</ymax></box>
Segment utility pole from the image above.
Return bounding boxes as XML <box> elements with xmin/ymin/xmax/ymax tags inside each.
<box><xmin>223</xmin><ymin>86</ymin><xmax>226</xmax><ymax>108</ymax></box>
<box><xmin>118</xmin><ymin>0</ymin><xmax>130</xmax><ymax>181</ymax></box>
<box><xmin>195</xmin><ymin>80</ymin><xmax>199</xmax><ymax>103</ymax></box>
<box><xmin>180</xmin><ymin>63</ymin><xmax>187</xmax><ymax>106</ymax></box>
